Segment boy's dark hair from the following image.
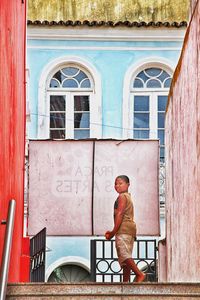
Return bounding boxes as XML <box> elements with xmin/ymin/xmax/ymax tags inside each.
<box><xmin>116</xmin><ymin>175</ymin><xmax>130</xmax><ymax>183</ymax></box>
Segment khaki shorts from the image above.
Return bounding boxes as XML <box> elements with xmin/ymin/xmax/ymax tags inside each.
<box><xmin>115</xmin><ymin>234</ymin><xmax>134</xmax><ymax>267</ymax></box>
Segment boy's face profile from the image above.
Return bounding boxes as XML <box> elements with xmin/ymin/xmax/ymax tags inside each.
<box><xmin>114</xmin><ymin>177</ymin><xmax>130</xmax><ymax>194</ymax></box>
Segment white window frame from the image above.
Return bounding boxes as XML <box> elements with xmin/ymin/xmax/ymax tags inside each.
<box><xmin>37</xmin><ymin>56</ymin><xmax>102</xmax><ymax>139</ymax></box>
<box><xmin>131</xmin><ymin>90</ymin><xmax>169</xmax><ymax>140</ymax></box>
<box><xmin>122</xmin><ymin>57</ymin><xmax>174</xmax><ymax>139</ymax></box>
<box><xmin>47</xmin><ymin>90</ymin><xmax>94</xmax><ymax>139</ymax></box>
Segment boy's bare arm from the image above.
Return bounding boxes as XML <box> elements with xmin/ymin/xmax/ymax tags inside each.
<box><xmin>105</xmin><ymin>194</ymin><xmax>127</xmax><ymax>240</ymax></box>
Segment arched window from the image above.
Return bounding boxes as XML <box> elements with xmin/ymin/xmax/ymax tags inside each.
<box><xmin>38</xmin><ymin>57</ymin><xmax>102</xmax><ymax>140</ymax></box>
<box><xmin>131</xmin><ymin>66</ymin><xmax>172</xmax><ymax>161</ymax></box>
<box><xmin>48</xmin><ymin>66</ymin><xmax>93</xmax><ymax>139</ymax></box>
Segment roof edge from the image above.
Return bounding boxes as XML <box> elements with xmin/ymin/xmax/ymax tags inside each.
<box><xmin>27</xmin><ymin>20</ymin><xmax>188</xmax><ymax>28</ymax></box>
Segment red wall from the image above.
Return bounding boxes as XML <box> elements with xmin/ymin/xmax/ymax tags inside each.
<box><xmin>0</xmin><ymin>0</ymin><xmax>27</xmax><ymax>282</ymax></box>
<box><xmin>165</xmin><ymin>0</ymin><xmax>200</xmax><ymax>282</ymax></box>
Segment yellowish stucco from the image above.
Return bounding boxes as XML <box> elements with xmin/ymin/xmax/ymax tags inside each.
<box><xmin>28</xmin><ymin>0</ymin><xmax>189</xmax><ymax>23</ymax></box>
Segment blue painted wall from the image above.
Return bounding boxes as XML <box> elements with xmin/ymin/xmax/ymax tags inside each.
<box><xmin>27</xmin><ymin>38</ymin><xmax>182</xmax><ymax>139</ymax></box>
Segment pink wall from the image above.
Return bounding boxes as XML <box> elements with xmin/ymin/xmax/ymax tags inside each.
<box><xmin>165</xmin><ymin>1</ymin><xmax>200</xmax><ymax>282</ymax></box>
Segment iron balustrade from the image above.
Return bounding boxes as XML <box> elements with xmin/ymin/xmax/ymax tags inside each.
<box><xmin>91</xmin><ymin>238</ymin><xmax>157</xmax><ymax>282</ymax></box>
<box><xmin>30</xmin><ymin>227</ymin><xmax>46</xmax><ymax>282</ymax></box>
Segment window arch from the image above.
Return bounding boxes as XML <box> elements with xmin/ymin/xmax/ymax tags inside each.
<box><xmin>48</xmin><ymin>65</ymin><xmax>94</xmax><ymax>139</ymax></box>
<box><xmin>45</xmin><ymin>256</ymin><xmax>90</xmax><ymax>282</ymax></box>
<box><xmin>123</xmin><ymin>59</ymin><xmax>173</xmax><ymax>161</ymax></box>
<box><xmin>37</xmin><ymin>56</ymin><xmax>102</xmax><ymax>139</ymax></box>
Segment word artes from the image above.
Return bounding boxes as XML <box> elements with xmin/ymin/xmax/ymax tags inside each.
<box><xmin>56</xmin><ymin>179</ymin><xmax>113</xmax><ymax>193</ymax></box>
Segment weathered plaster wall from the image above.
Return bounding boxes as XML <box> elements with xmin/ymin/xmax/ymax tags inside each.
<box><xmin>28</xmin><ymin>0</ymin><xmax>189</xmax><ymax>23</ymax></box>
<box><xmin>165</xmin><ymin>0</ymin><xmax>200</xmax><ymax>282</ymax></box>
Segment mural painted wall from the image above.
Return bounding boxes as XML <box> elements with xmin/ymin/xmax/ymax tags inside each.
<box><xmin>165</xmin><ymin>1</ymin><xmax>200</xmax><ymax>282</ymax></box>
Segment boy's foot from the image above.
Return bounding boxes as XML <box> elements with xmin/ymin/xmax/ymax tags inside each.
<box><xmin>135</xmin><ymin>272</ymin><xmax>146</xmax><ymax>283</ymax></box>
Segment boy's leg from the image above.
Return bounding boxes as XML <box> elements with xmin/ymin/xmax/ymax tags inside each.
<box><xmin>122</xmin><ymin>265</ymin><xmax>131</xmax><ymax>282</ymax></box>
<box><xmin>124</xmin><ymin>258</ymin><xmax>146</xmax><ymax>283</ymax></box>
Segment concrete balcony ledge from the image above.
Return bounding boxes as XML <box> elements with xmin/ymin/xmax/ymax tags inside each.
<box><xmin>7</xmin><ymin>282</ymin><xmax>200</xmax><ymax>299</ymax></box>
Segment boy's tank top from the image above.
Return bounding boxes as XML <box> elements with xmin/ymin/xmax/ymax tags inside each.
<box><xmin>114</xmin><ymin>192</ymin><xmax>136</xmax><ymax>237</ymax></box>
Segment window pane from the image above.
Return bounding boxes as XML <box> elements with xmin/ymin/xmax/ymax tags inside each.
<box><xmin>50</xmin><ymin>130</ymin><xmax>65</xmax><ymax>139</ymax></box>
<box><xmin>62</xmin><ymin>79</ymin><xmax>78</xmax><ymax>88</ymax></box>
<box><xmin>50</xmin><ymin>113</ymin><xmax>65</xmax><ymax>128</ymax></box>
<box><xmin>158</xmin><ymin>70</ymin><xmax>170</xmax><ymax>83</ymax></box>
<box><xmin>74</xmin><ymin>130</ymin><xmax>90</xmax><ymax>139</ymax></box>
<box><xmin>146</xmin><ymin>79</ymin><xmax>161</xmax><ymax>88</ymax></box>
<box><xmin>50</xmin><ymin>96</ymin><xmax>65</xmax><ymax>111</ymax></box>
<box><xmin>158</xmin><ymin>130</ymin><xmax>165</xmax><ymax>145</ymax></box>
<box><xmin>160</xmin><ymin>146</ymin><xmax>165</xmax><ymax>160</ymax></box>
<box><xmin>134</xmin><ymin>96</ymin><xmax>149</xmax><ymax>111</ymax></box>
<box><xmin>134</xmin><ymin>130</ymin><xmax>149</xmax><ymax>139</ymax></box>
<box><xmin>158</xmin><ymin>96</ymin><xmax>168</xmax><ymax>111</ymax></box>
<box><xmin>134</xmin><ymin>113</ymin><xmax>149</xmax><ymax>128</ymax></box>
<box><xmin>80</xmin><ymin>79</ymin><xmax>91</xmax><ymax>88</ymax></box>
<box><xmin>133</xmin><ymin>78</ymin><xmax>144</xmax><ymax>88</ymax></box>
<box><xmin>75</xmin><ymin>70</ymin><xmax>88</xmax><ymax>83</ymax></box>
<box><xmin>145</xmin><ymin>68</ymin><xmax>162</xmax><ymax>77</ymax></box>
<box><xmin>164</xmin><ymin>78</ymin><xmax>172</xmax><ymax>88</ymax></box>
<box><xmin>74</xmin><ymin>113</ymin><xmax>90</xmax><ymax>128</ymax></box>
<box><xmin>50</xmin><ymin>79</ymin><xmax>60</xmax><ymax>88</ymax></box>
<box><xmin>53</xmin><ymin>70</ymin><xmax>65</xmax><ymax>83</ymax></box>
<box><xmin>158</xmin><ymin>112</ymin><xmax>165</xmax><ymax>128</ymax></box>
<box><xmin>135</xmin><ymin>71</ymin><xmax>149</xmax><ymax>83</ymax></box>
<box><xmin>74</xmin><ymin>96</ymin><xmax>89</xmax><ymax>111</ymax></box>
<box><xmin>62</xmin><ymin>67</ymin><xmax>79</xmax><ymax>77</ymax></box>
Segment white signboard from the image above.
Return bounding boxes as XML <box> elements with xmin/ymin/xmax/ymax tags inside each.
<box><xmin>28</xmin><ymin>140</ymin><xmax>159</xmax><ymax>236</ymax></box>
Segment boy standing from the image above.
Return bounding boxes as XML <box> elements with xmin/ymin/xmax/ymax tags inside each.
<box><xmin>105</xmin><ymin>175</ymin><xmax>145</xmax><ymax>283</ymax></box>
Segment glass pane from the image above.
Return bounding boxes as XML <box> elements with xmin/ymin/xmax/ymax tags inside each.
<box><xmin>62</xmin><ymin>79</ymin><xmax>78</xmax><ymax>88</ymax></box>
<box><xmin>74</xmin><ymin>96</ymin><xmax>89</xmax><ymax>111</ymax></box>
<box><xmin>164</xmin><ymin>78</ymin><xmax>172</xmax><ymax>88</ymax></box>
<box><xmin>134</xmin><ymin>96</ymin><xmax>149</xmax><ymax>111</ymax></box>
<box><xmin>158</xmin><ymin>112</ymin><xmax>165</xmax><ymax>128</ymax></box>
<box><xmin>145</xmin><ymin>68</ymin><xmax>162</xmax><ymax>77</ymax></box>
<box><xmin>158</xmin><ymin>70</ymin><xmax>170</xmax><ymax>83</ymax></box>
<box><xmin>74</xmin><ymin>130</ymin><xmax>90</xmax><ymax>139</ymax></box>
<box><xmin>134</xmin><ymin>113</ymin><xmax>149</xmax><ymax>128</ymax></box>
<box><xmin>74</xmin><ymin>113</ymin><xmax>90</xmax><ymax>128</ymax></box>
<box><xmin>50</xmin><ymin>130</ymin><xmax>65</xmax><ymax>139</ymax></box>
<box><xmin>62</xmin><ymin>67</ymin><xmax>79</xmax><ymax>77</ymax></box>
<box><xmin>158</xmin><ymin>130</ymin><xmax>165</xmax><ymax>145</ymax></box>
<box><xmin>160</xmin><ymin>146</ymin><xmax>165</xmax><ymax>160</ymax></box>
<box><xmin>75</xmin><ymin>70</ymin><xmax>88</xmax><ymax>83</ymax></box>
<box><xmin>50</xmin><ymin>79</ymin><xmax>60</xmax><ymax>88</ymax></box>
<box><xmin>134</xmin><ymin>130</ymin><xmax>149</xmax><ymax>139</ymax></box>
<box><xmin>135</xmin><ymin>70</ymin><xmax>149</xmax><ymax>83</ymax></box>
<box><xmin>53</xmin><ymin>70</ymin><xmax>65</xmax><ymax>83</ymax></box>
<box><xmin>80</xmin><ymin>79</ymin><xmax>91</xmax><ymax>88</ymax></box>
<box><xmin>133</xmin><ymin>78</ymin><xmax>144</xmax><ymax>88</ymax></box>
<box><xmin>158</xmin><ymin>96</ymin><xmax>168</xmax><ymax>111</ymax></box>
<box><xmin>50</xmin><ymin>113</ymin><xmax>65</xmax><ymax>128</ymax></box>
<box><xmin>50</xmin><ymin>96</ymin><xmax>65</xmax><ymax>111</ymax></box>
<box><xmin>146</xmin><ymin>79</ymin><xmax>161</xmax><ymax>88</ymax></box>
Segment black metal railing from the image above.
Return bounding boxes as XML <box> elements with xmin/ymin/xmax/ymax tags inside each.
<box><xmin>91</xmin><ymin>238</ymin><xmax>157</xmax><ymax>282</ymax></box>
<box><xmin>30</xmin><ymin>227</ymin><xmax>46</xmax><ymax>282</ymax></box>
